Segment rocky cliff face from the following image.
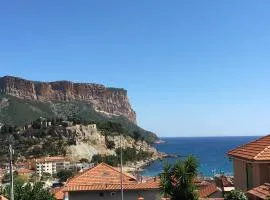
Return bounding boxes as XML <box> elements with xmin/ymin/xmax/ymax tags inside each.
<box><xmin>0</xmin><ymin>76</ymin><xmax>136</xmax><ymax>123</ymax></box>
<box><xmin>65</xmin><ymin>124</ymin><xmax>159</xmax><ymax>169</ymax></box>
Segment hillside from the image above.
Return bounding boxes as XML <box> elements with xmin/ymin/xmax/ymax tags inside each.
<box><xmin>0</xmin><ymin>94</ymin><xmax>157</xmax><ymax>143</ymax></box>
<box><xmin>0</xmin><ymin>120</ymin><xmax>160</xmax><ymax>168</ymax></box>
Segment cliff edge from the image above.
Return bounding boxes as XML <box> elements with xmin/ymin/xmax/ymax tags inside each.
<box><xmin>0</xmin><ymin>76</ymin><xmax>136</xmax><ymax>123</ymax></box>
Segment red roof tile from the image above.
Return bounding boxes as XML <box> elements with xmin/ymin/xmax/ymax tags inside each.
<box><xmin>197</xmin><ymin>181</ymin><xmax>217</xmax><ymax>198</ymax></box>
<box><xmin>52</xmin><ymin>187</ymin><xmax>65</xmax><ymax>200</ymax></box>
<box><xmin>16</xmin><ymin>168</ymin><xmax>35</xmax><ymax>175</ymax></box>
<box><xmin>247</xmin><ymin>183</ymin><xmax>270</xmax><ymax>199</ymax></box>
<box><xmin>63</xmin><ymin>163</ymin><xmax>159</xmax><ymax>192</ymax></box>
<box><xmin>228</xmin><ymin>135</ymin><xmax>270</xmax><ymax>161</ymax></box>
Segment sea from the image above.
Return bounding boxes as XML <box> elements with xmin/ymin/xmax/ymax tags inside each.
<box><xmin>142</xmin><ymin>136</ymin><xmax>260</xmax><ymax>177</ymax></box>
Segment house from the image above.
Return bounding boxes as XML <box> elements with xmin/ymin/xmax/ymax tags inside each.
<box><xmin>214</xmin><ymin>175</ymin><xmax>234</xmax><ymax>195</ymax></box>
<box><xmin>54</xmin><ymin>163</ymin><xmax>161</xmax><ymax>200</ymax></box>
<box><xmin>194</xmin><ymin>178</ymin><xmax>223</xmax><ymax>199</ymax></box>
<box><xmin>228</xmin><ymin>135</ymin><xmax>270</xmax><ymax>192</ymax></box>
<box><xmin>32</xmin><ymin>156</ymin><xmax>70</xmax><ymax>176</ymax></box>
<box><xmin>53</xmin><ymin>162</ymin><xmax>220</xmax><ymax>200</ymax></box>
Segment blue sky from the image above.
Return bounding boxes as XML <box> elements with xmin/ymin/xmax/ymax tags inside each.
<box><xmin>1</xmin><ymin>1</ymin><xmax>270</xmax><ymax>137</ymax></box>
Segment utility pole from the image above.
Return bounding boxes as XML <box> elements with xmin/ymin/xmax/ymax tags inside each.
<box><xmin>9</xmin><ymin>144</ymin><xmax>14</xmax><ymax>200</ymax></box>
<box><xmin>120</xmin><ymin>134</ymin><xmax>124</xmax><ymax>200</ymax></box>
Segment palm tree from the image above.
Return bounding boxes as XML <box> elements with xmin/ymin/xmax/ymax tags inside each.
<box><xmin>160</xmin><ymin>156</ymin><xmax>199</xmax><ymax>200</ymax></box>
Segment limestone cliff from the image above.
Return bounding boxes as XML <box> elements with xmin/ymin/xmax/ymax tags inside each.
<box><xmin>64</xmin><ymin>124</ymin><xmax>159</xmax><ymax>169</ymax></box>
<box><xmin>0</xmin><ymin>76</ymin><xmax>136</xmax><ymax>123</ymax></box>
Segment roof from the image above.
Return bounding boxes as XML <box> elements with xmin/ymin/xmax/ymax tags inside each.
<box><xmin>197</xmin><ymin>181</ymin><xmax>217</xmax><ymax>198</ymax></box>
<box><xmin>247</xmin><ymin>183</ymin><xmax>270</xmax><ymax>199</ymax></box>
<box><xmin>52</xmin><ymin>187</ymin><xmax>65</xmax><ymax>200</ymax></box>
<box><xmin>35</xmin><ymin>156</ymin><xmax>67</xmax><ymax>163</ymax></box>
<box><xmin>16</xmin><ymin>168</ymin><xmax>35</xmax><ymax>175</ymax></box>
<box><xmin>228</xmin><ymin>135</ymin><xmax>270</xmax><ymax>161</ymax></box>
<box><xmin>221</xmin><ymin>176</ymin><xmax>234</xmax><ymax>187</ymax></box>
<box><xmin>62</xmin><ymin>163</ymin><xmax>159</xmax><ymax>192</ymax></box>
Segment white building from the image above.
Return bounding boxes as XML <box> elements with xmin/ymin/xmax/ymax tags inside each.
<box><xmin>34</xmin><ymin>156</ymin><xmax>70</xmax><ymax>176</ymax></box>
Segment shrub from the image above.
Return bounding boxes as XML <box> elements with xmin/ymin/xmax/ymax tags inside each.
<box><xmin>56</xmin><ymin>170</ymin><xmax>74</xmax><ymax>182</ymax></box>
<box><xmin>224</xmin><ymin>190</ymin><xmax>247</xmax><ymax>200</ymax></box>
<box><xmin>105</xmin><ymin>138</ymin><xmax>115</xmax><ymax>149</ymax></box>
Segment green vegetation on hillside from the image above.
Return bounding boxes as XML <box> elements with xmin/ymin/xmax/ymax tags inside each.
<box><xmin>0</xmin><ymin>123</ymin><xmax>69</xmax><ymax>163</ymax></box>
<box><xmin>91</xmin><ymin>147</ymin><xmax>153</xmax><ymax>167</ymax></box>
<box><xmin>0</xmin><ymin>94</ymin><xmax>158</xmax><ymax>143</ymax></box>
<box><xmin>0</xmin><ymin>118</ymin><xmax>154</xmax><ymax>165</ymax></box>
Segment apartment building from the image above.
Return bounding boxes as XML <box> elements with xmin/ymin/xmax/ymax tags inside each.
<box><xmin>33</xmin><ymin>156</ymin><xmax>70</xmax><ymax>176</ymax></box>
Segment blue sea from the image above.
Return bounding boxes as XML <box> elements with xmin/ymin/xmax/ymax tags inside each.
<box><xmin>142</xmin><ymin>136</ymin><xmax>260</xmax><ymax>177</ymax></box>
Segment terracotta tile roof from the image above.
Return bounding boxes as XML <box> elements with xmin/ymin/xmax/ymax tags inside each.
<box><xmin>16</xmin><ymin>168</ymin><xmax>35</xmax><ymax>175</ymax></box>
<box><xmin>52</xmin><ymin>187</ymin><xmax>65</xmax><ymax>200</ymax></box>
<box><xmin>197</xmin><ymin>181</ymin><xmax>217</xmax><ymax>198</ymax></box>
<box><xmin>247</xmin><ymin>183</ymin><xmax>270</xmax><ymax>199</ymax></box>
<box><xmin>228</xmin><ymin>135</ymin><xmax>270</xmax><ymax>161</ymax></box>
<box><xmin>62</xmin><ymin>163</ymin><xmax>159</xmax><ymax>192</ymax></box>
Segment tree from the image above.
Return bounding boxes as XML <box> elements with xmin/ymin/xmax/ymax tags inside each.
<box><xmin>133</xmin><ymin>131</ymin><xmax>141</xmax><ymax>141</ymax></box>
<box><xmin>41</xmin><ymin>172</ymin><xmax>52</xmax><ymax>181</ymax></box>
<box><xmin>224</xmin><ymin>190</ymin><xmax>247</xmax><ymax>200</ymax></box>
<box><xmin>160</xmin><ymin>156</ymin><xmax>199</xmax><ymax>200</ymax></box>
<box><xmin>56</xmin><ymin>169</ymin><xmax>73</xmax><ymax>183</ymax></box>
<box><xmin>105</xmin><ymin>138</ymin><xmax>115</xmax><ymax>149</ymax></box>
<box><xmin>79</xmin><ymin>158</ymin><xmax>89</xmax><ymax>163</ymax></box>
<box><xmin>3</xmin><ymin>181</ymin><xmax>56</xmax><ymax>200</ymax></box>
<box><xmin>30</xmin><ymin>172</ymin><xmax>40</xmax><ymax>183</ymax></box>
<box><xmin>91</xmin><ymin>154</ymin><xmax>103</xmax><ymax>164</ymax></box>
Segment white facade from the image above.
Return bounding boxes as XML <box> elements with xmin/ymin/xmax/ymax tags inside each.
<box><xmin>35</xmin><ymin>157</ymin><xmax>70</xmax><ymax>176</ymax></box>
<box><xmin>36</xmin><ymin>162</ymin><xmax>57</xmax><ymax>176</ymax></box>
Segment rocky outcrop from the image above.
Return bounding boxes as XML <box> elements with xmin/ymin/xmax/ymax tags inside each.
<box><xmin>65</xmin><ymin>124</ymin><xmax>158</xmax><ymax>165</ymax></box>
<box><xmin>0</xmin><ymin>76</ymin><xmax>136</xmax><ymax>123</ymax></box>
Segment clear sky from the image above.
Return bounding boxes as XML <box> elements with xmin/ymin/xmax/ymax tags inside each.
<box><xmin>1</xmin><ymin>1</ymin><xmax>270</xmax><ymax>137</ymax></box>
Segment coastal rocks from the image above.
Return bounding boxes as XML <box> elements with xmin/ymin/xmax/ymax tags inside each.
<box><xmin>0</xmin><ymin>76</ymin><xmax>136</xmax><ymax>123</ymax></box>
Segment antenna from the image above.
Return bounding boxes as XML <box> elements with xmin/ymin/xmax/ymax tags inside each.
<box><xmin>9</xmin><ymin>144</ymin><xmax>14</xmax><ymax>200</ymax></box>
<box><xmin>120</xmin><ymin>134</ymin><xmax>124</xmax><ymax>200</ymax></box>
